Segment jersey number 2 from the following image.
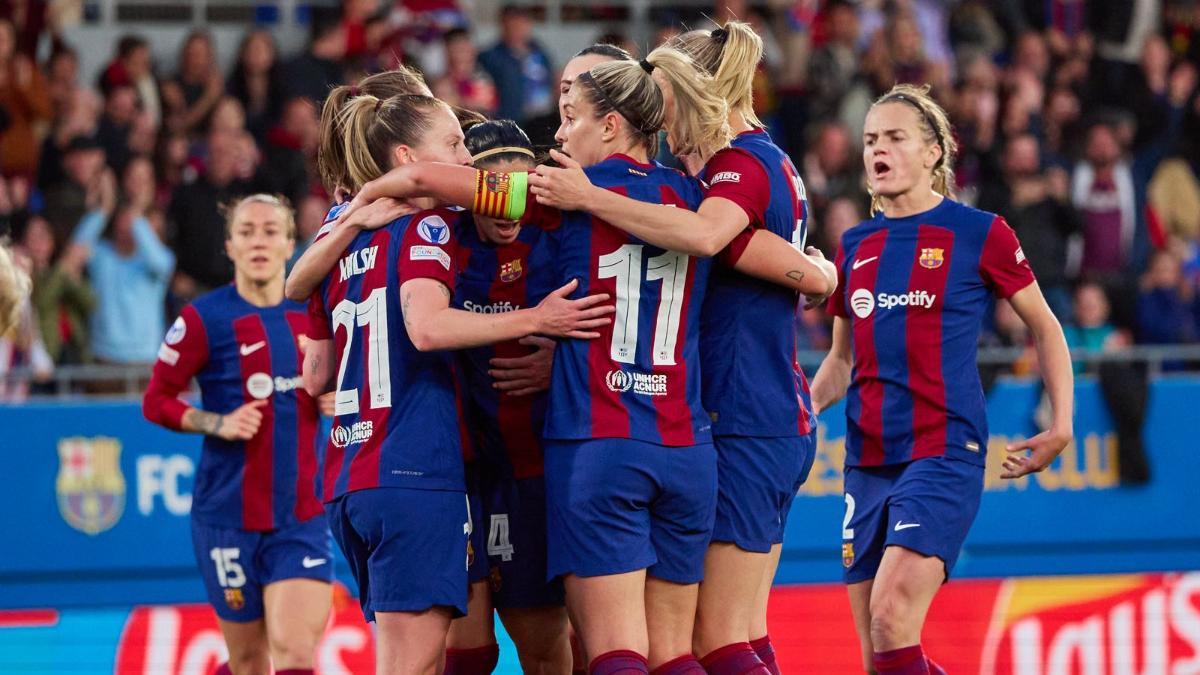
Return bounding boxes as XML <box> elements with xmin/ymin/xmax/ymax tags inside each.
<box><xmin>598</xmin><ymin>244</ymin><xmax>689</xmax><ymax>366</ymax></box>
<box><xmin>332</xmin><ymin>287</ymin><xmax>392</xmax><ymax>416</ymax></box>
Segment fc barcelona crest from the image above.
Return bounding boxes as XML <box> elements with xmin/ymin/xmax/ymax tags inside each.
<box><xmin>919</xmin><ymin>247</ymin><xmax>945</xmax><ymax>269</ymax></box>
<box><xmin>500</xmin><ymin>259</ymin><xmax>523</xmax><ymax>283</ymax></box>
<box><xmin>56</xmin><ymin>436</ymin><xmax>126</xmax><ymax>535</ymax></box>
<box><xmin>225</xmin><ymin>588</ymin><xmax>245</xmax><ymax>611</ymax></box>
<box><xmin>842</xmin><ymin>543</ymin><xmax>855</xmax><ymax>568</ymax></box>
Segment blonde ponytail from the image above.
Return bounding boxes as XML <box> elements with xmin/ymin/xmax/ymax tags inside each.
<box><xmin>317</xmin><ymin>66</ymin><xmax>432</xmax><ymax>193</ymax></box>
<box><xmin>646</xmin><ymin>46</ymin><xmax>731</xmax><ymax>159</ymax></box>
<box><xmin>670</xmin><ymin>21</ymin><xmax>764</xmax><ymax>128</ymax></box>
<box><xmin>337</xmin><ymin>93</ymin><xmax>446</xmax><ymax>191</ymax></box>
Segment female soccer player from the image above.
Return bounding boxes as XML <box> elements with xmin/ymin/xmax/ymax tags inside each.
<box><xmin>300</xmin><ymin>93</ymin><xmax>611</xmax><ymax>675</ymax></box>
<box><xmin>324</xmin><ymin>47</ymin><xmax>733</xmax><ymax>674</ymax></box>
<box><xmin>528</xmin><ymin>21</ymin><xmax>833</xmax><ymax>673</ymax></box>
<box><xmin>142</xmin><ymin>194</ymin><xmax>332</xmax><ymax>675</ymax></box>
<box><xmin>437</xmin><ymin>119</ymin><xmax>575</xmax><ymax>675</ymax></box>
<box><xmin>811</xmin><ymin>84</ymin><xmax>1074</xmax><ymax>674</ymax></box>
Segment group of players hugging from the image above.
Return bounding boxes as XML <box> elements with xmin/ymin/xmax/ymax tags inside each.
<box><xmin>143</xmin><ymin>18</ymin><xmax>1075</xmax><ymax>675</ymax></box>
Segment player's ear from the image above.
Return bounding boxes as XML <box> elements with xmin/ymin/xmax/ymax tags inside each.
<box><xmin>223</xmin><ymin>236</ymin><xmax>235</xmax><ymax>261</ymax></box>
<box><xmin>924</xmin><ymin>140</ymin><xmax>942</xmax><ymax>171</ymax></box>
<box><xmin>393</xmin><ymin>144</ymin><xmax>414</xmax><ymax>166</ymax></box>
<box><xmin>601</xmin><ymin>111</ymin><xmax>621</xmax><ymax>144</ymax></box>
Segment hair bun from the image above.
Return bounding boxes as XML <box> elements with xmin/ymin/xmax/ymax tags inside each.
<box><xmin>712</xmin><ymin>28</ymin><xmax>728</xmax><ymax>43</ymax></box>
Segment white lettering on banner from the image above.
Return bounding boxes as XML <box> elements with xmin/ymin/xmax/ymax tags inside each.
<box><xmin>462</xmin><ymin>300</ymin><xmax>520</xmax><ymax>314</ymax></box>
<box><xmin>137</xmin><ymin>455</ymin><xmax>193</xmax><ymax>516</ymax></box>
<box><xmin>986</xmin><ymin>573</ymin><xmax>1200</xmax><ymax>675</ymax></box>
<box><xmin>339</xmin><ymin>246</ymin><xmax>379</xmax><ymax>283</ymax></box>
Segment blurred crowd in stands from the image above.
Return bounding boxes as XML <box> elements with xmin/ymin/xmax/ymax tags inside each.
<box><xmin>3</xmin><ymin>0</ymin><xmax>1200</xmax><ymax>398</ymax></box>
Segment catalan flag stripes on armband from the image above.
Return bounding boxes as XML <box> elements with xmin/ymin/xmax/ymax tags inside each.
<box><xmin>472</xmin><ymin>170</ymin><xmax>528</xmax><ymax>221</ymax></box>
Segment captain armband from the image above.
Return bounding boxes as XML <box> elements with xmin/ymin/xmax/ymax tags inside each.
<box><xmin>472</xmin><ymin>170</ymin><xmax>529</xmax><ymax>221</ymax></box>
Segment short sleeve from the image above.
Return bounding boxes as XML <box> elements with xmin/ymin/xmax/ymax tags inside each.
<box><xmin>825</xmin><ymin>243</ymin><xmax>848</xmax><ymax>318</ymax></box>
<box><xmin>980</xmin><ymin>216</ymin><xmax>1036</xmax><ymax>299</ymax></box>
<box><xmin>143</xmin><ymin>305</ymin><xmax>209</xmax><ymax>430</ymax></box>
<box><xmin>307</xmin><ymin>290</ymin><xmax>331</xmax><ymax>340</ymax></box>
<box><xmin>397</xmin><ymin>211</ymin><xmax>460</xmax><ymax>290</ymax></box>
<box><xmin>704</xmin><ymin>149</ymin><xmax>770</xmax><ymax>229</ymax></box>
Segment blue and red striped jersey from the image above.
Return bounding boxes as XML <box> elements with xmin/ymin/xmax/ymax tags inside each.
<box><xmin>699</xmin><ymin>128</ymin><xmax>813</xmax><ymax>438</ymax></box>
<box><xmin>143</xmin><ymin>286</ymin><xmax>322</xmax><ymax>531</ymax></box>
<box><xmin>452</xmin><ymin>218</ymin><xmax>560</xmax><ymax>478</ymax></box>
<box><xmin>827</xmin><ymin>198</ymin><xmax>1036</xmax><ymax>467</ymax></box>
<box><xmin>527</xmin><ymin>154</ymin><xmax>711</xmax><ymax>446</ymax></box>
<box><xmin>310</xmin><ymin>207</ymin><xmax>468</xmax><ymax>500</ymax></box>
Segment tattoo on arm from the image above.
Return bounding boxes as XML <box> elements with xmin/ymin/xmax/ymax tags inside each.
<box><xmin>402</xmin><ymin>291</ymin><xmax>413</xmax><ymax>328</ymax></box>
<box><xmin>438</xmin><ymin>283</ymin><xmax>451</xmax><ymax>300</ymax></box>
<box><xmin>786</xmin><ymin>270</ymin><xmax>806</xmax><ymax>283</ymax></box>
<box><xmin>187</xmin><ymin>409</ymin><xmax>223</xmax><ymax>436</ymax></box>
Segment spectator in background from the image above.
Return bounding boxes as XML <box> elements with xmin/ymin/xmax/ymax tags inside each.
<box><xmin>168</xmin><ymin>131</ymin><xmax>249</xmax><ymax>300</ymax></box>
<box><xmin>98</xmin><ymin>35</ymin><xmax>161</xmax><ymax>128</ymax></box>
<box><xmin>121</xmin><ymin>155</ymin><xmax>159</xmax><ymax>213</ymax></box>
<box><xmin>227</xmin><ymin>29</ymin><xmax>285</xmax><ymax>143</ymax></box>
<box><xmin>1137</xmin><ymin>248</ymin><xmax>1196</xmax><ymax>344</ymax></box>
<box><xmin>281</xmin><ymin>8</ymin><xmax>347</xmax><ymax>105</ymax></box>
<box><xmin>977</xmin><ymin>134</ymin><xmax>1080</xmax><ymax>319</ymax></box>
<box><xmin>815</xmin><ymin>196</ymin><xmax>865</xmax><ymax>256</ymax></box>
<box><xmin>255</xmin><ymin>97</ymin><xmax>318</xmax><ymax>208</ymax></box>
<box><xmin>479</xmin><ymin>5</ymin><xmax>555</xmax><ymax>129</ymax></box>
<box><xmin>96</xmin><ymin>83</ymin><xmax>138</xmax><ymax>175</ymax></box>
<box><xmin>0</xmin><ymin>18</ymin><xmax>52</xmax><ymax>179</ymax></box>
<box><xmin>1064</xmin><ymin>281</ymin><xmax>1130</xmax><ymax>370</ymax></box>
<box><xmin>42</xmin><ymin>134</ymin><xmax>105</xmax><ymax>249</ymax></box>
<box><xmin>38</xmin><ymin>84</ymin><xmax>100</xmax><ymax>189</ymax></box>
<box><xmin>208</xmin><ymin>95</ymin><xmax>246</xmax><ymax>138</ymax></box>
<box><xmin>0</xmin><ymin>0</ymin><xmax>48</xmax><ymax>60</ymax></box>
<box><xmin>161</xmin><ymin>30</ymin><xmax>224</xmax><ymax>137</ymax></box>
<box><xmin>71</xmin><ymin>170</ymin><xmax>174</xmax><ymax>366</ymax></box>
<box><xmin>19</xmin><ymin>213</ymin><xmax>94</xmax><ymax>364</ymax></box>
<box><xmin>1091</xmin><ymin>0</ymin><xmax>1162</xmax><ymax>111</ymax></box>
<box><xmin>45</xmin><ymin>44</ymin><xmax>79</xmax><ymax>118</ymax></box>
<box><xmin>289</xmin><ymin>193</ymin><xmax>328</xmax><ymax>268</ymax></box>
<box><xmin>806</xmin><ymin>0</ymin><xmax>861</xmax><ymax>126</ymax></box>
<box><xmin>803</xmin><ymin>122</ymin><xmax>862</xmax><ymax>218</ymax></box>
<box><xmin>433</xmin><ymin>27</ymin><xmax>498</xmax><ymax>117</ymax></box>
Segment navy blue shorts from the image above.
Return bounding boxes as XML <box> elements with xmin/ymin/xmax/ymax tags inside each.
<box><xmin>842</xmin><ymin>456</ymin><xmax>983</xmax><ymax>584</ymax></box>
<box><xmin>325</xmin><ymin>487</ymin><xmax>470</xmax><ymax>621</ymax></box>
<box><xmin>778</xmin><ymin>431</ymin><xmax>818</xmax><ymax>536</ymax></box>
<box><xmin>544</xmin><ymin>438</ymin><xmax>717</xmax><ymax>584</ymax></box>
<box><xmin>191</xmin><ymin>516</ymin><xmax>333</xmax><ymax>622</ymax></box>
<box><xmin>481</xmin><ymin>472</ymin><xmax>565</xmax><ymax>608</ymax></box>
<box><xmin>711</xmin><ymin>434</ymin><xmax>817</xmax><ymax>553</ymax></box>
<box><xmin>466</xmin><ymin>464</ymin><xmax>489</xmax><ymax>585</ymax></box>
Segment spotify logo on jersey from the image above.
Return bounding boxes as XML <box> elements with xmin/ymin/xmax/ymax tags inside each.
<box><xmin>851</xmin><ymin>288</ymin><xmax>876</xmax><ymax>318</ymax></box>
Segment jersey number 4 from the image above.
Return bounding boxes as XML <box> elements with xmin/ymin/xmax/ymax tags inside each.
<box><xmin>332</xmin><ymin>287</ymin><xmax>392</xmax><ymax>416</ymax></box>
<box><xmin>598</xmin><ymin>244</ymin><xmax>689</xmax><ymax>366</ymax></box>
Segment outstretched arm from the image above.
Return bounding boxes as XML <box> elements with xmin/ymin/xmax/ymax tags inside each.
<box><xmin>400</xmin><ymin>278</ymin><xmax>612</xmax><ymax>352</ymax></box>
<box><xmin>529</xmin><ymin>150</ymin><xmax>747</xmax><ymax>256</ymax></box>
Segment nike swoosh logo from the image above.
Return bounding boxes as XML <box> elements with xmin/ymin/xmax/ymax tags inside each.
<box><xmin>240</xmin><ymin>341</ymin><xmax>266</xmax><ymax>356</ymax></box>
<box><xmin>301</xmin><ymin>556</ymin><xmax>327</xmax><ymax>568</ymax></box>
<box><xmin>894</xmin><ymin>521</ymin><xmax>921</xmax><ymax>531</ymax></box>
<box><xmin>852</xmin><ymin>256</ymin><xmax>879</xmax><ymax>270</ymax></box>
